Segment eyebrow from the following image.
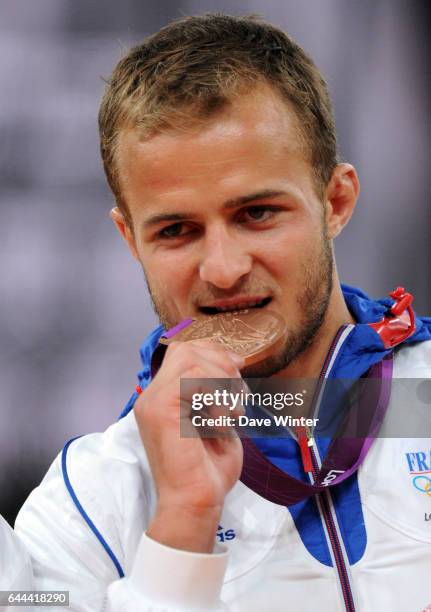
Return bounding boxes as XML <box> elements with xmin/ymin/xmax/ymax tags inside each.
<box><xmin>141</xmin><ymin>189</ymin><xmax>288</xmax><ymax>229</ymax></box>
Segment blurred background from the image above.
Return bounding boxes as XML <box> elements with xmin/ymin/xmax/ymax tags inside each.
<box><xmin>1</xmin><ymin>0</ymin><xmax>430</xmax><ymax>525</ymax></box>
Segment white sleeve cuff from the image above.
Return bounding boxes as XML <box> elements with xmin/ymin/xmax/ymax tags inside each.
<box><xmin>128</xmin><ymin>532</ymin><xmax>229</xmax><ymax>610</ymax></box>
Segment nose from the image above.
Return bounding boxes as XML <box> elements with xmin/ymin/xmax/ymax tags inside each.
<box><xmin>199</xmin><ymin>225</ymin><xmax>252</xmax><ymax>289</ymax></box>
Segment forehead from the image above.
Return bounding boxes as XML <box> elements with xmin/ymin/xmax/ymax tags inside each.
<box><xmin>117</xmin><ymin>87</ymin><xmax>311</xmax><ymax>207</ymax></box>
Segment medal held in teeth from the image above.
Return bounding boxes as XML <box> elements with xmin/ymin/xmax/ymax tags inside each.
<box><xmin>159</xmin><ymin>309</ymin><xmax>287</xmax><ymax>366</ymax></box>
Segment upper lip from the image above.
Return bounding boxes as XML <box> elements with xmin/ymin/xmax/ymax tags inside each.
<box><xmin>199</xmin><ymin>296</ymin><xmax>271</xmax><ymax>310</ymax></box>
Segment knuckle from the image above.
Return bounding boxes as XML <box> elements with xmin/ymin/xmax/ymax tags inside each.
<box><xmin>166</xmin><ymin>342</ymin><xmax>196</xmax><ymax>366</ymax></box>
<box><xmin>186</xmin><ymin>365</ymin><xmax>205</xmax><ymax>379</ymax></box>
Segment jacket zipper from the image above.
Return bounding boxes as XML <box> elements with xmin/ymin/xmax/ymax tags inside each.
<box><xmin>298</xmin><ymin>325</ymin><xmax>357</xmax><ymax>612</ymax></box>
<box><xmin>310</xmin><ymin>446</ymin><xmax>356</xmax><ymax>612</ymax></box>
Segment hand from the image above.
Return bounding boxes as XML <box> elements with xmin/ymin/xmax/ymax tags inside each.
<box><xmin>134</xmin><ymin>339</ymin><xmax>245</xmax><ymax>553</ymax></box>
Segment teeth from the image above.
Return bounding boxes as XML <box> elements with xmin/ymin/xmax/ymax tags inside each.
<box><xmin>217</xmin><ymin>301</ymin><xmax>261</xmax><ymax>312</ymax></box>
<box><xmin>200</xmin><ymin>298</ymin><xmax>271</xmax><ymax>315</ymax></box>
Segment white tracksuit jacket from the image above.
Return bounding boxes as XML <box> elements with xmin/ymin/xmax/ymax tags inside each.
<box><xmin>13</xmin><ymin>337</ymin><xmax>431</xmax><ymax>612</ymax></box>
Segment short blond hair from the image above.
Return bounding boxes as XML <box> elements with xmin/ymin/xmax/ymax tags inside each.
<box><xmin>99</xmin><ymin>13</ymin><xmax>338</xmax><ymax>223</ymax></box>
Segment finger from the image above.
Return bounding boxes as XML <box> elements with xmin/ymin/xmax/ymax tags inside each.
<box><xmin>186</xmin><ymin>340</ymin><xmax>245</xmax><ymax>370</ymax></box>
<box><xmin>160</xmin><ymin>342</ymin><xmax>244</xmax><ymax>384</ymax></box>
<box><xmin>175</xmin><ymin>339</ymin><xmax>245</xmax><ymax>369</ymax></box>
<box><xmin>183</xmin><ymin>342</ymin><xmax>245</xmax><ymax>378</ymax></box>
<box><xmin>180</xmin><ymin>362</ymin><xmax>247</xmax><ymax>420</ymax></box>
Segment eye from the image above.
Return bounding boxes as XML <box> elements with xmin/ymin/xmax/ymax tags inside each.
<box><xmin>158</xmin><ymin>222</ymin><xmax>185</xmax><ymax>239</ymax></box>
<box><xmin>242</xmin><ymin>206</ymin><xmax>278</xmax><ymax>222</ymax></box>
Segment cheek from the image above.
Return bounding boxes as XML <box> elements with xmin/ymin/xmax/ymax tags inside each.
<box><xmin>142</xmin><ymin>249</ymin><xmax>195</xmax><ymax>304</ymax></box>
<box><xmin>255</xmin><ymin>220</ymin><xmax>322</xmax><ymax>278</ymax></box>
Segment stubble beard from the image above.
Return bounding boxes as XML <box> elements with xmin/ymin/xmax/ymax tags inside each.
<box><xmin>240</xmin><ymin>230</ymin><xmax>333</xmax><ymax>378</ymax></box>
<box><xmin>144</xmin><ymin>227</ymin><xmax>334</xmax><ymax>378</ymax></box>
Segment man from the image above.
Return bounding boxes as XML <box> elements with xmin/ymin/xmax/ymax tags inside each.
<box><xmin>15</xmin><ymin>13</ymin><xmax>431</xmax><ymax>612</ymax></box>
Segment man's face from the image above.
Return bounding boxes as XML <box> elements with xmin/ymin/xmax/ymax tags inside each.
<box><xmin>116</xmin><ymin>87</ymin><xmax>335</xmax><ymax>376</ymax></box>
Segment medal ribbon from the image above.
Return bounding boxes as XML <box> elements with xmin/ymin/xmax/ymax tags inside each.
<box><xmin>239</xmin><ymin>354</ymin><xmax>393</xmax><ymax>506</ymax></box>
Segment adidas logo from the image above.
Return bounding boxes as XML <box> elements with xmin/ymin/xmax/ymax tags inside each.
<box><xmin>216</xmin><ymin>524</ymin><xmax>236</xmax><ymax>543</ymax></box>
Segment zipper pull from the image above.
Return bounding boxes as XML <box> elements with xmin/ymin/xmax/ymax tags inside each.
<box><xmin>297</xmin><ymin>426</ymin><xmax>313</xmax><ymax>473</ymax></box>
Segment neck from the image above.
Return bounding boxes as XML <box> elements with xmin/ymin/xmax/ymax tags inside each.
<box><xmin>273</xmin><ymin>282</ymin><xmax>355</xmax><ymax>380</ymax></box>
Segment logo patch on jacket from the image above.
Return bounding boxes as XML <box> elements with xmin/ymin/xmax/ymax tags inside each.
<box><xmin>405</xmin><ymin>450</ymin><xmax>431</xmax><ymax>496</ymax></box>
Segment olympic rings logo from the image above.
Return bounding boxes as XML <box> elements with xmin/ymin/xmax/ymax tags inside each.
<box><xmin>412</xmin><ymin>475</ymin><xmax>431</xmax><ymax>496</ymax></box>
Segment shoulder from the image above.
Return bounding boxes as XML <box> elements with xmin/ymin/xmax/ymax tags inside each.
<box><xmin>394</xmin><ymin>339</ymin><xmax>431</xmax><ymax>377</ymax></box>
<box><xmin>63</xmin><ymin>411</ymin><xmax>156</xmax><ymax>522</ymax></box>
<box><xmin>65</xmin><ymin>410</ymin><xmax>152</xmax><ymax>484</ymax></box>
<box><xmin>16</xmin><ymin>411</ymin><xmax>156</xmax><ymax>581</ymax></box>
<box><xmin>20</xmin><ymin>410</ymin><xmax>154</xmax><ymax>513</ymax></box>
<box><xmin>36</xmin><ymin>410</ymin><xmax>156</xmax><ymax>522</ymax></box>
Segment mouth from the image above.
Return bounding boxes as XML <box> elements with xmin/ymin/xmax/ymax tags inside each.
<box><xmin>199</xmin><ymin>296</ymin><xmax>272</xmax><ymax>315</ymax></box>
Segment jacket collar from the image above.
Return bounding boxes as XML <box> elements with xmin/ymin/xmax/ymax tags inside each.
<box><xmin>333</xmin><ymin>284</ymin><xmax>431</xmax><ymax>379</ymax></box>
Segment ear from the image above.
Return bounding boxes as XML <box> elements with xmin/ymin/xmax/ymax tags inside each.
<box><xmin>110</xmin><ymin>207</ymin><xmax>140</xmax><ymax>261</ymax></box>
<box><xmin>324</xmin><ymin>163</ymin><xmax>360</xmax><ymax>239</ymax></box>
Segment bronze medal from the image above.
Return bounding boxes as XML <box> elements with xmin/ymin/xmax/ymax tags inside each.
<box><xmin>159</xmin><ymin>309</ymin><xmax>286</xmax><ymax>366</ymax></box>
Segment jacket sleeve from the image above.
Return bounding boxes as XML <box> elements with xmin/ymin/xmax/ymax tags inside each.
<box><xmin>15</xmin><ymin>447</ymin><xmax>230</xmax><ymax>612</ymax></box>
<box><xmin>0</xmin><ymin>515</ymin><xmax>34</xmax><ymax>612</ymax></box>
<box><xmin>0</xmin><ymin>515</ymin><xmax>33</xmax><ymax>591</ymax></box>
<box><xmin>15</xmin><ymin>453</ymin><xmax>116</xmax><ymax>611</ymax></box>
<box><xmin>106</xmin><ymin>533</ymin><xmax>229</xmax><ymax>611</ymax></box>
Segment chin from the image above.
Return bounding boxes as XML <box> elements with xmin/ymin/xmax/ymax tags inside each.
<box><xmin>241</xmin><ymin>351</ymin><xmax>290</xmax><ymax>379</ymax></box>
